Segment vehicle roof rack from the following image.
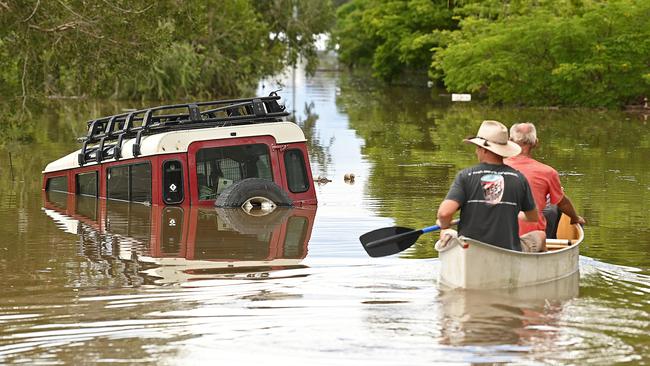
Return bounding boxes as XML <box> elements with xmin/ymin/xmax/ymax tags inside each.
<box><xmin>77</xmin><ymin>93</ymin><xmax>288</xmax><ymax>166</ymax></box>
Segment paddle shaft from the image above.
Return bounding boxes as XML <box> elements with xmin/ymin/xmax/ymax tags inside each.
<box><xmin>422</xmin><ymin>224</ymin><xmax>443</xmax><ymax>234</ymax></box>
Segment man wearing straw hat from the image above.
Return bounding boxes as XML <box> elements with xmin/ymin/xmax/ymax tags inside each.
<box><xmin>436</xmin><ymin>120</ymin><xmax>544</xmax><ymax>252</ymax></box>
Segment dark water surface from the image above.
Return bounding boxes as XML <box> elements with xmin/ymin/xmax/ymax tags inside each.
<box><xmin>1</xmin><ymin>64</ymin><xmax>649</xmax><ymax>364</ymax></box>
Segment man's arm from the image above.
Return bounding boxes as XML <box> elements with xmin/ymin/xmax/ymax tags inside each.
<box><xmin>557</xmin><ymin>196</ymin><xmax>586</xmax><ymax>225</ymax></box>
<box><xmin>437</xmin><ymin>199</ymin><xmax>460</xmax><ymax>229</ymax></box>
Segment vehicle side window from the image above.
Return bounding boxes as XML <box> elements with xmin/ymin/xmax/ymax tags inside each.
<box><xmin>106</xmin><ymin>162</ymin><xmax>151</xmax><ymax>203</ymax></box>
<box><xmin>131</xmin><ymin>164</ymin><xmax>151</xmax><ymax>203</ymax></box>
<box><xmin>195</xmin><ymin>144</ymin><xmax>272</xmax><ymax>200</ymax></box>
<box><xmin>76</xmin><ymin>171</ymin><xmax>97</xmax><ymax>197</ymax></box>
<box><xmin>284</xmin><ymin>149</ymin><xmax>309</xmax><ymax>193</ymax></box>
<box><xmin>107</xmin><ymin>165</ymin><xmax>129</xmax><ymax>201</ymax></box>
<box><xmin>46</xmin><ymin>176</ymin><xmax>68</xmax><ymax>192</ymax></box>
<box><xmin>163</xmin><ymin>160</ymin><xmax>184</xmax><ymax>204</ymax></box>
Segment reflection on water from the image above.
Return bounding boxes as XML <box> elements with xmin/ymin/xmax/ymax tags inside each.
<box><xmin>439</xmin><ymin>273</ymin><xmax>579</xmax><ymax>347</ymax></box>
<box><xmin>289</xmin><ymin>102</ymin><xmax>334</xmax><ymax>178</ymax></box>
<box><xmin>43</xmin><ymin>192</ymin><xmax>315</xmax><ymax>285</ymax></box>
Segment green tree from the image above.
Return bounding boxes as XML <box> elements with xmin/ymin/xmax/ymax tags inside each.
<box><xmin>0</xmin><ymin>1</ymin><xmax>165</xmax><ymax>100</ymax></box>
<box><xmin>433</xmin><ymin>0</ymin><xmax>650</xmax><ymax>107</ymax></box>
<box><xmin>120</xmin><ymin>1</ymin><xmax>284</xmax><ymax>100</ymax></box>
<box><xmin>333</xmin><ymin>0</ymin><xmax>650</xmax><ymax>107</ymax></box>
<box><xmin>253</xmin><ymin>0</ymin><xmax>335</xmax><ymax>76</ymax></box>
<box><xmin>332</xmin><ymin>0</ymin><xmax>455</xmax><ymax>81</ymax></box>
<box><xmin>0</xmin><ymin>0</ymin><xmax>335</xmax><ymax>101</ymax></box>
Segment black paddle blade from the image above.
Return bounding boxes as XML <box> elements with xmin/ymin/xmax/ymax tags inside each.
<box><xmin>359</xmin><ymin>226</ymin><xmax>423</xmax><ymax>257</ymax></box>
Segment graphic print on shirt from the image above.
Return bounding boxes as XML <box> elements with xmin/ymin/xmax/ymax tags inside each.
<box><xmin>481</xmin><ymin>174</ymin><xmax>504</xmax><ymax>204</ymax></box>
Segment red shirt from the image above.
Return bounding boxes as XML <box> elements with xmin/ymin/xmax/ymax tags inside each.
<box><xmin>505</xmin><ymin>155</ymin><xmax>564</xmax><ymax>235</ymax></box>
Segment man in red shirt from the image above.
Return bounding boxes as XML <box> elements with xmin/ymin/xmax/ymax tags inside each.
<box><xmin>505</xmin><ymin>122</ymin><xmax>586</xmax><ymax>250</ymax></box>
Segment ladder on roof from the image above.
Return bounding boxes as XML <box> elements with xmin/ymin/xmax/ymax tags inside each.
<box><xmin>77</xmin><ymin>93</ymin><xmax>288</xmax><ymax>166</ymax></box>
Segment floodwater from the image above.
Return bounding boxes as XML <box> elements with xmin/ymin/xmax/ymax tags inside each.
<box><xmin>1</xmin><ymin>58</ymin><xmax>649</xmax><ymax>364</ymax></box>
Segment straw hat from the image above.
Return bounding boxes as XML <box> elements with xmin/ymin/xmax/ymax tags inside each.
<box><xmin>464</xmin><ymin>120</ymin><xmax>522</xmax><ymax>158</ymax></box>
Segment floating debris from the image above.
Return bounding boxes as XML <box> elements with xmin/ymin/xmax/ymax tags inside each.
<box><xmin>315</xmin><ymin>176</ymin><xmax>332</xmax><ymax>185</ymax></box>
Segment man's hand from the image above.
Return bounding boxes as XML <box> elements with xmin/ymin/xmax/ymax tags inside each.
<box><xmin>558</xmin><ymin>196</ymin><xmax>585</xmax><ymax>226</ymax></box>
<box><xmin>571</xmin><ymin>215</ymin><xmax>586</xmax><ymax>225</ymax></box>
<box><xmin>437</xmin><ymin>228</ymin><xmax>458</xmax><ymax>248</ymax></box>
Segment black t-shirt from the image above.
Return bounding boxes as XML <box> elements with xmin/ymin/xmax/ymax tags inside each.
<box><xmin>445</xmin><ymin>163</ymin><xmax>536</xmax><ymax>251</ymax></box>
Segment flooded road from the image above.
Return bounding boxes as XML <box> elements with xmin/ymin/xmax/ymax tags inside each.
<box><xmin>1</xmin><ymin>61</ymin><xmax>649</xmax><ymax>364</ymax></box>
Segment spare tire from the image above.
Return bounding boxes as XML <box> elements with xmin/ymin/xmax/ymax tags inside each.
<box><xmin>215</xmin><ymin>178</ymin><xmax>293</xmax><ymax>208</ymax></box>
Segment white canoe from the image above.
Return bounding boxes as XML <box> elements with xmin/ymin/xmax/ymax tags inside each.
<box><xmin>438</xmin><ymin>214</ymin><xmax>584</xmax><ymax>289</ymax></box>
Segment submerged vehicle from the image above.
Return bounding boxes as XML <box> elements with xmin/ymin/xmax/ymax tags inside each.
<box><xmin>42</xmin><ymin>94</ymin><xmax>317</xmax><ymax>208</ymax></box>
<box><xmin>438</xmin><ymin>214</ymin><xmax>584</xmax><ymax>289</ymax></box>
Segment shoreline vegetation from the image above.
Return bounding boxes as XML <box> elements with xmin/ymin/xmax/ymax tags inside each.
<box><xmin>332</xmin><ymin>0</ymin><xmax>650</xmax><ymax>109</ymax></box>
<box><xmin>1</xmin><ymin>0</ymin><xmax>648</xmax><ymax>109</ymax></box>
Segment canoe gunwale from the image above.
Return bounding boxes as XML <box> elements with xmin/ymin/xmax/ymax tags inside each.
<box><xmin>456</xmin><ymin>221</ymin><xmax>584</xmax><ymax>255</ymax></box>
<box><xmin>458</xmin><ymin>225</ymin><xmax>583</xmax><ymax>256</ymax></box>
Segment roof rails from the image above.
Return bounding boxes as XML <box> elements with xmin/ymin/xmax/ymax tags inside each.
<box><xmin>77</xmin><ymin>93</ymin><xmax>288</xmax><ymax>166</ymax></box>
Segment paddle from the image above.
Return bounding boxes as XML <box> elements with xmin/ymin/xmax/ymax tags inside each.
<box><xmin>360</xmin><ymin>219</ymin><xmax>459</xmax><ymax>257</ymax></box>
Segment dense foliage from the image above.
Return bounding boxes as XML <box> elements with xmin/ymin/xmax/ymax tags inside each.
<box><xmin>0</xmin><ymin>0</ymin><xmax>334</xmax><ymax>100</ymax></box>
<box><xmin>333</xmin><ymin>0</ymin><xmax>455</xmax><ymax>81</ymax></box>
<box><xmin>333</xmin><ymin>0</ymin><xmax>650</xmax><ymax>107</ymax></box>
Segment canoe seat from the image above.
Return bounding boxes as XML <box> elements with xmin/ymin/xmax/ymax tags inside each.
<box><xmin>555</xmin><ymin>213</ymin><xmax>580</xmax><ymax>241</ymax></box>
<box><xmin>546</xmin><ymin>243</ymin><xmax>569</xmax><ymax>250</ymax></box>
